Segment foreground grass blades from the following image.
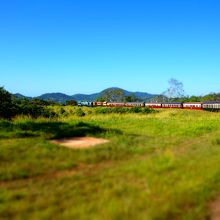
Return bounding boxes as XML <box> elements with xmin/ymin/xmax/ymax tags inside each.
<box><xmin>0</xmin><ymin>109</ymin><xmax>220</xmax><ymax>219</ymax></box>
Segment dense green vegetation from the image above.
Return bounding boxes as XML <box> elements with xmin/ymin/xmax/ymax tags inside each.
<box><xmin>166</xmin><ymin>93</ymin><xmax>220</xmax><ymax>103</ymax></box>
<box><xmin>150</xmin><ymin>93</ymin><xmax>220</xmax><ymax>103</ymax></box>
<box><xmin>0</xmin><ymin>87</ymin><xmax>15</xmax><ymax>119</ymax></box>
<box><xmin>94</xmin><ymin>106</ymin><xmax>156</xmax><ymax>114</ymax></box>
<box><xmin>0</xmin><ymin>87</ymin><xmax>57</xmax><ymax>119</ymax></box>
<box><xmin>1</xmin><ymin>106</ymin><xmax>220</xmax><ymax>219</ymax></box>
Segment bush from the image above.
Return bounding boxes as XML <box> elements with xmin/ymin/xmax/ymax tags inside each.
<box><xmin>95</xmin><ymin>107</ymin><xmax>128</xmax><ymax>114</ymax></box>
<box><xmin>65</xmin><ymin>100</ymin><xmax>77</xmax><ymax>106</ymax></box>
<box><xmin>95</xmin><ymin>107</ymin><xmax>156</xmax><ymax>114</ymax></box>
<box><xmin>10</xmin><ymin>98</ymin><xmax>57</xmax><ymax>119</ymax></box>
<box><xmin>129</xmin><ymin>107</ymin><xmax>142</xmax><ymax>113</ymax></box>
<box><xmin>16</xmin><ymin>102</ymin><xmax>57</xmax><ymax>118</ymax></box>
<box><xmin>142</xmin><ymin>107</ymin><xmax>156</xmax><ymax>113</ymax></box>
<box><xmin>75</xmin><ymin>108</ymin><xmax>86</xmax><ymax>117</ymax></box>
<box><xmin>59</xmin><ymin>108</ymin><xmax>66</xmax><ymax>115</ymax></box>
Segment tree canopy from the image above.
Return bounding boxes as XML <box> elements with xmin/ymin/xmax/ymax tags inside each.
<box><xmin>0</xmin><ymin>87</ymin><xmax>57</xmax><ymax>119</ymax></box>
<box><xmin>164</xmin><ymin>78</ymin><xmax>185</xmax><ymax>99</ymax></box>
<box><xmin>0</xmin><ymin>87</ymin><xmax>15</xmax><ymax>118</ymax></box>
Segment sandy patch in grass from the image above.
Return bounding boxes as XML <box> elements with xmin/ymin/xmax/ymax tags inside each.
<box><xmin>209</xmin><ymin>196</ymin><xmax>220</xmax><ymax>220</ymax></box>
<box><xmin>51</xmin><ymin>137</ymin><xmax>109</xmax><ymax>149</ymax></box>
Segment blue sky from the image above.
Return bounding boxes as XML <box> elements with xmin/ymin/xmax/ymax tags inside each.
<box><xmin>0</xmin><ymin>0</ymin><xmax>220</xmax><ymax>96</ymax></box>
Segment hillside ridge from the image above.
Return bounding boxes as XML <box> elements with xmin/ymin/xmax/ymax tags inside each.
<box><xmin>13</xmin><ymin>87</ymin><xmax>157</xmax><ymax>103</ymax></box>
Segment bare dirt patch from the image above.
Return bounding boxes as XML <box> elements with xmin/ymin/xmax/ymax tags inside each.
<box><xmin>209</xmin><ymin>197</ymin><xmax>220</xmax><ymax>220</ymax></box>
<box><xmin>51</xmin><ymin>137</ymin><xmax>109</xmax><ymax>149</ymax></box>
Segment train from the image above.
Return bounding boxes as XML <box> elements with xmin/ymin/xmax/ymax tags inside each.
<box><xmin>77</xmin><ymin>101</ymin><xmax>220</xmax><ymax>111</ymax></box>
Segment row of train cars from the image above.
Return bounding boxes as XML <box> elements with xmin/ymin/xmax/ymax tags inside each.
<box><xmin>78</xmin><ymin>101</ymin><xmax>220</xmax><ymax>111</ymax></box>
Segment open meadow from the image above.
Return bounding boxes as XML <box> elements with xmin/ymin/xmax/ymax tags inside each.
<box><xmin>1</xmin><ymin>108</ymin><xmax>220</xmax><ymax>220</ymax></box>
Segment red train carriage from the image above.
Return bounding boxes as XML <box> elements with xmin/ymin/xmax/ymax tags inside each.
<box><xmin>145</xmin><ymin>103</ymin><xmax>162</xmax><ymax>108</ymax></box>
<box><xmin>161</xmin><ymin>102</ymin><xmax>183</xmax><ymax>109</ymax></box>
<box><xmin>183</xmin><ymin>102</ymin><xmax>202</xmax><ymax>110</ymax></box>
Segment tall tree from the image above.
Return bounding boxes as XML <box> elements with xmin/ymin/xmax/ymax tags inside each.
<box><xmin>65</xmin><ymin>100</ymin><xmax>77</xmax><ymax>106</ymax></box>
<box><xmin>124</xmin><ymin>95</ymin><xmax>136</xmax><ymax>102</ymax></box>
<box><xmin>164</xmin><ymin>78</ymin><xmax>185</xmax><ymax>100</ymax></box>
<box><xmin>0</xmin><ymin>87</ymin><xmax>15</xmax><ymax>118</ymax></box>
<box><xmin>150</xmin><ymin>95</ymin><xmax>168</xmax><ymax>103</ymax></box>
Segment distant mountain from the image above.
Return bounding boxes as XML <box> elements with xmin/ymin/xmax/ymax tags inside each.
<box><xmin>71</xmin><ymin>92</ymin><xmax>101</xmax><ymax>102</ymax></box>
<box><xmin>13</xmin><ymin>93</ymin><xmax>32</xmax><ymax>100</ymax></box>
<box><xmin>37</xmin><ymin>93</ymin><xmax>73</xmax><ymax>103</ymax></box>
<box><xmin>71</xmin><ymin>88</ymin><xmax>156</xmax><ymax>102</ymax></box>
<box><xmin>99</xmin><ymin>87</ymin><xmax>156</xmax><ymax>101</ymax></box>
<box><xmin>13</xmin><ymin>88</ymin><xmax>158</xmax><ymax>104</ymax></box>
<box><xmin>133</xmin><ymin>92</ymin><xmax>155</xmax><ymax>100</ymax></box>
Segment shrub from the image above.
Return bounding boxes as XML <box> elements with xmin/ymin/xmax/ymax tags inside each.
<box><xmin>65</xmin><ymin>100</ymin><xmax>77</xmax><ymax>106</ymax></box>
<box><xmin>129</xmin><ymin>107</ymin><xmax>142</xmax><ymax>113</ymax></box>
<box><xmin>95</xmin><ymin>107</ymin><xmax>156</xmax><ymax>114</ymax></box>
<box><xmin>142</xmin><ymin>107</ymin><xmax>156</xmax><ymax>114</ymax></box>
<box><xmin>95</xmin><ymin>107</ymin><xmax>128</xmax><ymax>114</ymax></box>
<box><xmin>16</xmin><ymin>102</ymin><xmax>57</xmax><ymax>118</ymax></box>
<box><xmin>213</xmin><ymin>138</ymin><xmax>220</xmax><ymax>145</ymax></box>
<box><xmin>59</xmin><ymin>108</ymin><xmax>66</xmax><ymax>115</ymax></box>
<box><xmin>75</xmin><ymin>108</ymin><xmax>86</xmax><ymax>117</ymax></box>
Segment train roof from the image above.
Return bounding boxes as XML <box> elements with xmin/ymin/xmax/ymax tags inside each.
<box><xmin>107</xmin><ymin>102</ymin><xmax>125</xmax><ymax>104</ymax></box>
<box><xmin>183</xmin><ymin>102</ymin><xmax>203</xmax><ymax>104</ymax></box>
<box><xmin>78</xmin><ymin>101</ymin><xmax>92</xmax><ymax>103</ymax></box>
<box><xmin>125</xmin><ymin>102</ymin><xmax>144</xmax><ymax>104</ymax></box>
<box><xmin>107</xmin><ymin>102</ymin><xmax>144</xmax><ymax>104</ymax></box>
<box><xmin>202</xmin><ymin>101</ymin><xmax>220</xmax><ymax>104</ymax></box>
<box><xmin>161</xmin><ymin>102</ymin><xmax>183</xmax><ymax>104</ymax></box>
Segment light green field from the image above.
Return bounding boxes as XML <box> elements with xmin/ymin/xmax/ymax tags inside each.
<box><xmin>1</xmin><ymin>108</ymin><xmax>220</xmax><ymax>219</ymax></box>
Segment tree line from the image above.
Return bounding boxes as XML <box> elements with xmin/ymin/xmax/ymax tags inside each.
<box><xmin>0</xmin><ymin>87</ymin><xmax>57</xmax><ymax>119</ymax></box>
<box><xmin>1</xmin><ymin>81</ymin><xmax>220</xmax><ymax>119</ymax></box>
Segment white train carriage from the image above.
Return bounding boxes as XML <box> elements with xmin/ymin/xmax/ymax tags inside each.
<box><xmin>183</xmin><ymin>102</ymin><xmax>202</xmax><ymax>110</ymax></box>
<box><xmin>124</xmin><ymin>102</ymin><xmax>145</xmax><ymax>107</ymax></box>
<box><xmin>106</xmin><ymin>102</ymin><xmax>125</xmax><ymax>107</ymax></box>
<box><xmin>202</xmin><ymin>101</ymin><xmax>220</xmax><ymax>110</ymax></box>
<box><xmin>145</xmin><ymin>103</ymin><xmax>162</xmax><ymax>108</ymax></box>
<box><xmin>161</xmin><ymin>102</ymin><xmax>183</xmax><ymax>108</ymax></box>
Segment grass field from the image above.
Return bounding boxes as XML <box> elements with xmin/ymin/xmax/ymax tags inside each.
<box><xmin>1</xmin><ymin>108</ymin><xmax>220</xmax><ymax>219</ymax></box>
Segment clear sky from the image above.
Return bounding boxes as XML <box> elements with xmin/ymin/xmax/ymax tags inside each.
<box><xmin>0</xmin><ymin>0</ymin><xmax>220</xmax><ymax>96</ymax></box>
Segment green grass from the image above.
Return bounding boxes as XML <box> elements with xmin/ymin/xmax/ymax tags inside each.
<box><xmin>1</xmin><ymin>108</ymin><xmax>220</xmax><ymax>219</ymax></box>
